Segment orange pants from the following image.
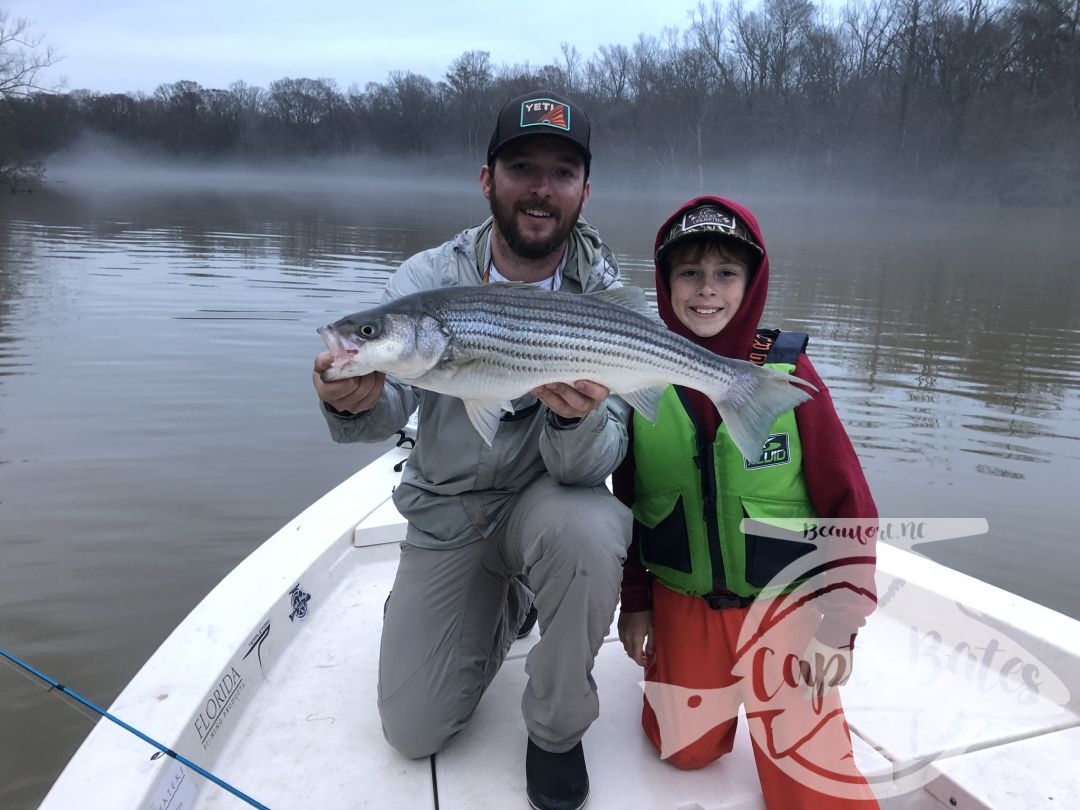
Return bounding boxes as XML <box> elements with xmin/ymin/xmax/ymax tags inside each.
<box><xmin>641</xmin><ymin>582</ymin><xmax>880</xmax><ymax>809</ymax></box>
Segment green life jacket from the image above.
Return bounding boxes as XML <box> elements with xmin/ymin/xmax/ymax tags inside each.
<box><xmin>631</xmin><ymin>330</ymin><xmax>818</xmax><ymax>600</ymax></box>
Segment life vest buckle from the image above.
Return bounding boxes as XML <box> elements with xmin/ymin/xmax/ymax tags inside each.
<box><xmin>703</xmin><ymin>590</ymin><xmax>755</xmax><ymax>610</ymax></box>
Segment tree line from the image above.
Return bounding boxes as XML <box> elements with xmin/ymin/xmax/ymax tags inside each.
<box><xmin>2</xmin><ymin>0</ymin><xmax>1079</xmax><ymax>202</ymax></box>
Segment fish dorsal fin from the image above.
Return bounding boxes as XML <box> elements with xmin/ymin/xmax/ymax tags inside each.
<box><xmin>486</xmin><ymin>281</ymin><xmax>651</xmax><ymax>317</ymax></box>
<box><xmin>620</xmin><ymin>385</ymin><xmax>668</xmax><ymax>424</ymax></box>
<box><xmin>462</xmin><ymin>399</ymin><xmax>514</xmax><ymax>446</ymax></box>
<box><xmin>483</xmin><ymin>281</ymin><xmax>545</xmax><ymax>296</ymax></box>
<box><xmin>590</xmin><ymin>285</ymin><xmax>653</xmax><ymax>317</ymax></box>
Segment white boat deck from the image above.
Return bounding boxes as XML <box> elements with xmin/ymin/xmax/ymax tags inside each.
<box><xmin>41</xmin><ymin>445</ymin><xmax>1080</xmax><ymax>809</ymax></box>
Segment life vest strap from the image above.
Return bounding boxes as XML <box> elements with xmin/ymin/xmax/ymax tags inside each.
<box><xmin>751</xmin><ymin>328</ymin><xmax>808</xmax><ymax>366</ymax></box>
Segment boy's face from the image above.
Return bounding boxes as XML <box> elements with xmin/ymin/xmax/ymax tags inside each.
<box><xmin>667</xmin><ymin>245</ymin><xmax>750</xmax><ymax>338</ymax></box>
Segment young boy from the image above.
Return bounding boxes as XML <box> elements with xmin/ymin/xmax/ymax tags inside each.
<box><xmin>614</xmin><ymin>197</ymin><xmax>880</xmax><ymax>807</ymax></box>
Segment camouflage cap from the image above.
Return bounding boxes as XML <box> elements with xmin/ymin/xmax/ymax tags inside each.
<box><xmin>656</xmin><ymin>203</ymin><xmax>763</xmax><ymax>263</ymax></box>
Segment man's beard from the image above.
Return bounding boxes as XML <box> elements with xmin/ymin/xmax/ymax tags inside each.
<box><xmin>489</xmin><ymin>180</ymin><xmax>585</xmax><ymax>261</ymax></box>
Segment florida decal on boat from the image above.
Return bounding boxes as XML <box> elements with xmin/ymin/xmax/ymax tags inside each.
<box><xmin>194</xmin><ymin>667</ymin><xmax>246</xmax><ymax>749</ymax></box>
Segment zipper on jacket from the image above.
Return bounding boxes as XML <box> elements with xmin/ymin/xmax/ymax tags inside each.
<box><xmin>676</xmin><ymin>387</ymin><xmax>727</xmax><ymax>592</ymax></box>
<box><xmin>697</xmin><ymin>434</ymin><xmax>727</xmax><ymax>592</ymax></box>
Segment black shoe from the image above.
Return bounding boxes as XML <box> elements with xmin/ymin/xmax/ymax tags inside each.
<box><xmin>516</xmin><ymin>604</ymin><xmax>538</xmax><ymax>639</ymax></box>
<box><xmin>525</xmin><ymin>739</ymin><xmax>589</xmax><ymax>810</ymax></box>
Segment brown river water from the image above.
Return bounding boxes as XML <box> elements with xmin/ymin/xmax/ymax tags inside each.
<box><xmin>1</xmin><ymin>175</ymin><xmax>1078</xmax><ymax>807</ymax></box>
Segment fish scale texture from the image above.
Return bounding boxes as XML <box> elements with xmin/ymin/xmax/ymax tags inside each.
<box><xmin>428</xmin><ymin>286</ymin><xmax>738</xmax><ymax>384</ymax></box>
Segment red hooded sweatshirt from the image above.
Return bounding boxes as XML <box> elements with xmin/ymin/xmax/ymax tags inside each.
<box><xmin>614</xmin><ymin>196</ymin><xmax>878</xmax><ymax>648</ymax></box>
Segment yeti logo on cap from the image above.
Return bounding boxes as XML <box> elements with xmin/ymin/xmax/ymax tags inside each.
<box><xmin>520</xmin><ymin>98</ymin><xmax>570</xmax><ymax>131</ymax></box>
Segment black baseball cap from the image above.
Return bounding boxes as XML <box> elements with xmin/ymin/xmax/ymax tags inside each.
<box><xmin>486</xmin><ymin>90</ymin><xmax>591</xmax><ymax>170</ymax></box>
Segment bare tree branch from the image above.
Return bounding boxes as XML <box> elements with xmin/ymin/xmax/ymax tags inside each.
<box><xmin>0</xmin><ymin>13</ymin><xmax>59</xmax><ymax>98</ymax></box>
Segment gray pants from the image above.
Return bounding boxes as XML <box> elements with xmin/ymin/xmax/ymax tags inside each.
<box><xmin>377</xmin><ymin>474</ymin><xmax>632</xmax><ymax>758</ymax></box>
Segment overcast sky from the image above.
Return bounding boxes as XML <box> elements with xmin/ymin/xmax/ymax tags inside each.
<box><xmin>10</xmin><ymin>0</ymin><xmax>707</xmax><ymax>95</ymax></box>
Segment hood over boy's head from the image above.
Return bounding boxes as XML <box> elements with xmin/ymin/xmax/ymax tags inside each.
<box><xmin>655</xmin><ymin>203</ymin><xmax>763</xmax><ymax>275</ymax></box>
<box><xmin>652</xmin><ymin>196</ymin><xmax>770</xmax><ymax>361</ymax></box>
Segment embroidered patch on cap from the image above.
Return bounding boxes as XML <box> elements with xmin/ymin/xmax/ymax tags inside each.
<box><xmin>659</xmin><ymin>203</ymin><xmax>762</xmax><ymax>257</ymax></box>
<box><xmin>682</xmin><ymin>205</ymin><xmax>737</xmax><ymax>231</ymax></box>
<box><xmin>520</xmin><ymin>98</ymin><xmax>570</xmax><ymax>131</ymax></box>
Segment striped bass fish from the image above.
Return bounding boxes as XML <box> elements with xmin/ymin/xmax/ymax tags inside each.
<box><xmin>318</xmin><ymin>283</ymin><xmax>814</xmax><ymax>462</ymax></box>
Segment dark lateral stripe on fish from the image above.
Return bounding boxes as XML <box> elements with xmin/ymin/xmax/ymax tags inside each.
<box><xmin>451</xmin><ymin>322</ymin><xmax>679</xmax><ymax>372</ymax></box>
<box><xmin>436</xmin><ymin>299</ymin><xmax>697</xmax><ymax>370</ymax></box>
<box><xmin>456</xmin><ymin>321</ymin><xmax>726</xmax><ymax>379</ymax></box>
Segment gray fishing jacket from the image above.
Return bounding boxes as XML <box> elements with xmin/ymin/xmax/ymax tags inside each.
<box><xmin>321</xmin><ymin>217</ymin><xmax>631</xmax><ymax>549</ymax></box>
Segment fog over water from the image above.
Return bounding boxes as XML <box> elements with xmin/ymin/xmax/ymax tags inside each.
<box><xmin>8</xmin><ymin>0</ymin><xmax>1079</xmax><ymax>210</ymax></box>
<box><xmin>43</xmin><ymin>134</ymin><xmax>906</xmax><ymax>200</ymax></box>
<box><xmin>1</xmin><ymin>157</ymin><xmax>1079</xmax><ymax>807</ymax></box>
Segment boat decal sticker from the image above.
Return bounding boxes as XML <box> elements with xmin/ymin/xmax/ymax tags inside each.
<box><xmin>148</xmin><ymin>759</ymin><xmax>197</xmax><ymax>810</ymax></box>
<box><xmin>193</xmin><ymin>667</ymin><xmax>246</xmax><ymax>750</ymax></box>
<box><xmin>242</xmin><ymin>619</ymin><xmax>271</xmax><ymax>672</ymax></box>
<box><xmin>288</xmin><ymin>583</ymin><xmax>311</xmax><ymax>622</ymax></box>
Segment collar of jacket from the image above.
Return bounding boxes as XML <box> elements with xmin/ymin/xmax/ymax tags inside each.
<box><xmin>461</xmin><ymin>216</ymin><xmax>605</xmax><ymax>290</ymax></box>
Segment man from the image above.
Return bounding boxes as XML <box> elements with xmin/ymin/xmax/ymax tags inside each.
<box><xmin>312</xmin><ymin>90</ymin><xmax>632</xmax><ymax>810</ymax></box>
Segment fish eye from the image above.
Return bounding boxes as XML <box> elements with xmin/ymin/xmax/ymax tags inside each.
<box><xmin>359</xmin><ymin>323</ymin><xmax>378</xmax><ymax>339</ymax></box>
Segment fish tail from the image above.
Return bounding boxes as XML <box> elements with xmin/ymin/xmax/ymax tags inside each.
<box><xmin>714</xmin><ymin>367</ymin><xmax>815</xmax><ymax>463</ymax></box>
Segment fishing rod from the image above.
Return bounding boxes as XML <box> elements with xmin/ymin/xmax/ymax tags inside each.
<box><xmin>0</xmin><ymin>647</ymin><xmax>270</xmax><ymax>810</ymax></box>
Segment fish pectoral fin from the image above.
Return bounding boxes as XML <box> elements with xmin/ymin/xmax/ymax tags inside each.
<box><xmin>715</xmin><ymin>365</ymin><xmax>814</xmax><ymax>463</ymax></box>
<box><xmin>438</xmin><ymin>352</ymin><xmax>476</xmax><ymax>370</ymax></box>
<box><xmin>462</xmin><ymin>399</ymin><xmax>510</xmax><ymax>446</ymax></box>
<box><xmin>620</xmin><ymin>386</ymin><xmax>667</xmax><ymax>423</ymax></box>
